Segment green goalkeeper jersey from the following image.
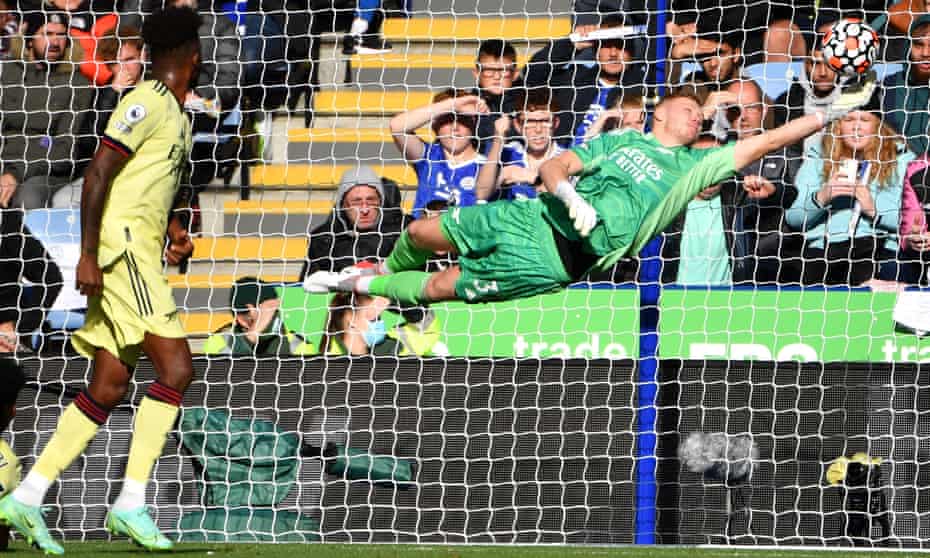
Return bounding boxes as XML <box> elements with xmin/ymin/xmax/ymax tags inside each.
<box><xmin>541</xmin><ymin>129</ymin><xmax>738</xmax><ymax>271</ymax></box>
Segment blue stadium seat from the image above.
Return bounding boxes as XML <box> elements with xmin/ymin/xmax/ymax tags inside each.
<box><xmin>24</xmin><ymin>209</ymin><xmax>86</xmax><ymax>341</ymax></box>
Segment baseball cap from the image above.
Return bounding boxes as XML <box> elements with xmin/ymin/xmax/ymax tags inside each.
<box><xmin>230</xmin><ymin>276</ymin><xmax>278</xmax><ymax>313</ymax></box>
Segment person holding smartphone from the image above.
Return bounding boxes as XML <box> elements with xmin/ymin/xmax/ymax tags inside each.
<box><xmin>785</xmin><ymin>100</ymin><xmax>915</xmax><ymax>286</ymax></box>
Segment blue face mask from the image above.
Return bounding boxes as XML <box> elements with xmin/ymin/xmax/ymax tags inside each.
<box><xmin>363</xmin><ymin>319</ymin><xmax>387</xmax><ymax>347</ymax></box>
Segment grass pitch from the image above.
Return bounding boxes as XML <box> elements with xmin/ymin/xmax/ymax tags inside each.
<box><xmin>16</xmin><ymin>544</ymin><xmax>929</xmax><ymax>557</ymax></box>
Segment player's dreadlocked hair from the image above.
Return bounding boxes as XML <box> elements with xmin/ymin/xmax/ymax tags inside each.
<box><xmin>142</xmin><ymin>6</ymin><xmax>200</xmax><ymax>60</ymax></box>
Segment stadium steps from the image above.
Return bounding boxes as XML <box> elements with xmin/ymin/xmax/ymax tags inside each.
<box><xmin>170</xmin><ymin>273</ymin><xmax>299</xmax><ymax>310</ymax></box>
<box><xmin>179</xmin><ymin>13</ymin><xmax>570</xmax><ymax>333</ymax></box>
<box><xmin>191</xmin><ymin>237</ymin><xmax>308</xmax><ymax>260</ymax></box>
<box><xmin>312</xmin><ymin>90</ymin><xmax>434</xmax><ymax>117</ymax></box>
<box><xmin>285</xmin><ymin>127</ymin><xmax>429</xmax><ymax>165</ymax></box>
<box><xmin>222</xmin><ymin>199</ymin><xmax>414</xmax><ymax>236</ymax></box>
<box><xmin>250</xmin><ymin>163</ymin><xmax>417</xmax><ymax>188</ymax></box>
<box><xmin>179</xmin><ymin>311</ymin><xmax>231</xmax><ymax>337</ymax></box>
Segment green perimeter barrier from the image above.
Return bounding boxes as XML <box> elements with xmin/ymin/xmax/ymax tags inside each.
<box><xmin>659</xmin><ymin>287</ymin><xmax>928</xmax><ymax>362</ymax></box>
<box><xmin>278</xmin><ymin>285</ymin><xmax>640</xmax><ymax>359</ymax></box>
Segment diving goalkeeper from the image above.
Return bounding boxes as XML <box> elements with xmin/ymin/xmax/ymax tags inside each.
<box><xmin>304</xmin><ymin>78</ymin><xmax>877</xmax><ymax>304</ymax></box>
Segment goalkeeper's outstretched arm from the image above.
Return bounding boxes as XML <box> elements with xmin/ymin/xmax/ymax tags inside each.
<box><xmin>732</xmin><ymin>113</ymin><xmax>825</xmax><ymax>170</ymax></box>
<box><xmin>733</xmin><ymin>74</ymin><xmax>877</xmax><ymax>169</ymax></box>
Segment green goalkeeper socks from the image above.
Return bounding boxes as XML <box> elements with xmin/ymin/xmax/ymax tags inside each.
<box><xmin>367</xmin><ymin>272</ymin><xmax>432</xmax><ymax>305</ymax></box>
<box><xmin>385</xmin><ymin>230</ymin><xmax>432</xmax><ymax>273</ymax></box>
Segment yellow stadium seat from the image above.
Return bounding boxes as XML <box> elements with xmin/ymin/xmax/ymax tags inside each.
<box><xmin>190</xmin><ymin>237</ymin><xmax>308</xmax><ymax>261</ymax></box>
<box><xmin>312</xmin><ymin>91</ymin><xmax>434</xmax><ymax>114</ymax></box>
<box><xmin>251</xmin><ymin>164</ymin><xmax>417</xmax><ymax>187</ymax></box>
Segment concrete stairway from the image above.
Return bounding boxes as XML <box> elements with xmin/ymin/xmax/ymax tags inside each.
<box><xmin>180</xmin><ymin>5</ymin><xmax>572</xmax><ymax>345</ymax></box>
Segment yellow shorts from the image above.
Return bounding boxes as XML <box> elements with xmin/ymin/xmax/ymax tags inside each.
<box><xmin>72</xmin><ymin>250</ymin><xmax>185</xmax><ymax>367</ymax></box>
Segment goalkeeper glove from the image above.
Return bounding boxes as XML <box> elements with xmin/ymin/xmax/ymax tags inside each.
<box><xmin>823</xmin><ymin>71</ymin><xmax>877</xmax><ymax>123</ymax></box>
<box><xmin>554</xmin><ymin>180</ymin><xmax>598</xmax><ymax>237</ymax></box>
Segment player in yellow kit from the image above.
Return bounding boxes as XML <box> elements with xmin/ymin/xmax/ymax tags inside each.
<box><xmin>0</xmin><ymin>7</ymin><xmax>202</xmax><ymax>554</ymax></box>
<box><xmin>0</xmin><ymin>359</ymin><xmax>25</xmax><ymax>551</ymax></box>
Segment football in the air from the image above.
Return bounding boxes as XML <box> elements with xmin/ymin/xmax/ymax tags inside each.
<box><xmin>822</xmin><ymin>18</ymin><xmax>879</xmax><ymax>76</ymax></box>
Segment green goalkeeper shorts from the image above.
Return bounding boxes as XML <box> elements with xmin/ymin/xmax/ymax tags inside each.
<box><xmin>439</xmin><ymin>199</ymin><xmax>572</xmax><ymax>303</ymax></box>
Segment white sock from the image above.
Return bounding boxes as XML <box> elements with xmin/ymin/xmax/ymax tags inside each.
<box><xmin>112</xmin><ymin>478</ymin><xmax>146</xmax><ymax>511</ymax></box>
<box><xmin>356</xmin><ymin>275</ymin><xmax>374</xmax><ymax>293</ymax></box>
<box><xmin>350</xmin><ymin>17</ymin><xmax>369</xmax><ymax>36</ymax></box>
<box><xmin>12</xmin><ymin>471</ymin><xmax>52</xmax><ymax>507</ymax></box>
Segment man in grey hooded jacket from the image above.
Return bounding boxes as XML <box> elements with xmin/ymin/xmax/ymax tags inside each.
<box><xmin>299</xmin><ymin>166</ymin><xmax>409</xmax><ymax>279</ymax></box>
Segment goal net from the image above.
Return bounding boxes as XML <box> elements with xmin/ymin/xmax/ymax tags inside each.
<box><xmin>6</xmin><ymin>0</ymin><xmax>930</xmax><ymax>549</ymax></box>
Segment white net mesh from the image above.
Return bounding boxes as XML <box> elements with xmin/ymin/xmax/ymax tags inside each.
<box><xmin>4</xmin><ymin>0</ymin><xmax>930</xmax><ymax>550</ymax></box>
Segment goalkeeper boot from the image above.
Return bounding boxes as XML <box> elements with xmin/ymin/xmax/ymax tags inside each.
<box><xmin>0</xmin><ymin>496</ymin><xmax>64</xmax><ymax>555</ymax></box>
<box><xmin>105</xmin><ymin>507</ymin><xmax>173</xmax><ymax>551</ymax></box>
<box><xmin>302</xmin><ymin>264</ymin><xmax>379</xmax><ymax>294</ymax></box>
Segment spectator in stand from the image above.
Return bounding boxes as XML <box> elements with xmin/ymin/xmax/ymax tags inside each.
<box><xmin>203</xmin><ymin>277</ymin><xmax>316</xmax><ymax>356</ymax></box>
<box><xmin>52</xmin><ymin>25</ymin><xmax>144</xmax><ymax>208</ymax></box>
<box><xmin>89</xmin><ymin>26</ymin><xmax>143</xmax><ymax>138</ymax></box>
<box><xmin>299</xmin><ymin>166</ymin><xmax>409</xmax><ymax>279</ymax></box>
<box><xmin>391</xmin><ymin>89</ymin><xmax>488</xmax><ymax>219</ymax></box>
<box><xmin>0</xmin><ymin>209</ymin><xmax>62</xmax><ymax>352</ymax></box>
<box><xmin>0</xmin><ymin>11</ymin><xmax>93</xmax><ymax>210</ymax></box>
<box><xmin>21</xmin><ymin>0</ymin><xmax>123</xmax><ymax>85</ymax></box>
<box><xmin>895</xmin><ymin>155</ymin><xmax>930</xmax><ymax>284</ymax></box>
<box><xmin>661</xmin><ymin>78</ymin><xmax>799</xmax><ymax>285</ymax></box>
<box><xmin>471</xmin><ymin>39</ymin><xmax>519</xmax><ymax>152</ymax></box>
<box><xmin>341</xmin><ymin>0</ymin><xmax>391</xmax><ymax>55</ymax></box>
<box><xmin>322</xmin><ymin>293</ymin><xmax>443</xmax><ymax>356</ymax></box>
<box><xmin>522</xmin><ymin>14</ymin><xmax>646</xmax><ymax>145</ymax></box>
<box><xmin>669</xmin><ymin>2</ymin><xmax>807</xmax><ymax>66</ymax></box>
<box><xmin>477</xmin><ymin>89</ymin><xmax>564</xmax><ymax>201</ymax></box>
<box><xmin>0</xmin><ymin>0</ymin><xmax>19</xmax><ymax>61</ymax></box>
<box><xmin>168</xmin><ymin>0</ymin><xmax>241</xmax><ymax>185</ymax></box>
<box><xmin>673</xmin><ymin>27</ymin><xmax>745</xmax><ymax>96</ymax></box>
<box><xmin>581</xmin><ymin>93</ymin><xmax>647</xmax><ymax>142</ymax></box>
<box><xmin>883</xmin><ymin>13</ymin><xmax>930</xmax><ymax>156</ymax></box>
<box><xmin>773</xmin><ymin>45</ymin><xmax>839</xmax><ymax>153</ymax></box>
<box><xmin>785</xmin><ymin>102</ymin><xmax>914</xmax><ymax>285</ymax></box>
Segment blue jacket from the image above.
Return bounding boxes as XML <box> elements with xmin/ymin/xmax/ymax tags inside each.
<box><xmin>785</xmin><ymin>144</ymin><xmax>914</xmax><ymax>252</ymax></box>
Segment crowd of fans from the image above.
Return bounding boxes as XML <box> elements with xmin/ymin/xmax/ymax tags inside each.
<box><xmin>344</xmin><ymin>0</ymin><xmax>930</xmax><ymax>291</ymax></box>
<box><xmin>3</xmin><ymin>0</ymin><xmax>930</xmax><ymax>355</ymax></box>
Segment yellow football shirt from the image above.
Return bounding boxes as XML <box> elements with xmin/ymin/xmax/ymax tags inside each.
<box><xmin>99</xmin><ymin>80</ymin><xmax>192</xmax><ymax>268</ymax></box>
<box><xmin>0</xmin><ymin>440</ymin><xmax>21</xmax><ymax>497</ymax></box>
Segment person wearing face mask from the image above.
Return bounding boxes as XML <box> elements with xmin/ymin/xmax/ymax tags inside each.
<box><xmin>322</xmin><ymin>293</ymin><xmax>443</xmax><ymax>356</ymax></box>
<box><xmin>203</xmin><ymin>277</ymin><xmax>316</xmax><ymax>356</ymax></box>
